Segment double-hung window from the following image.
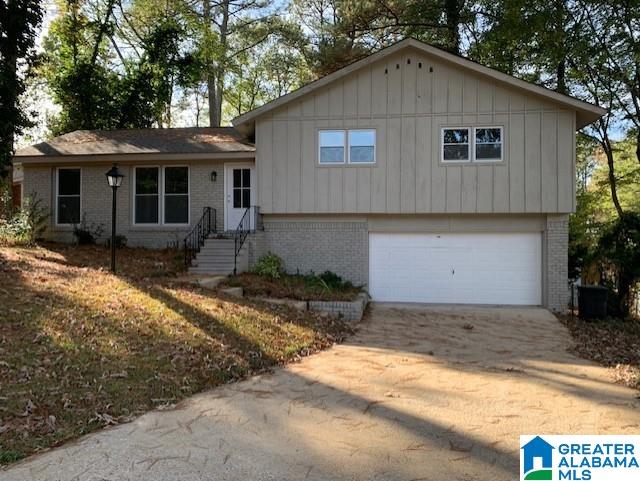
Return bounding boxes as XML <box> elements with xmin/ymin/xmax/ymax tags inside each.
<box><xmin>319</xmin><ymin>129</ymin><xmax>376</xmax><ymax>164</ymax></box>
<box><xmin>135</xmin><ymin>167</ymin><xmax>160</xmax><ymax>224</ymax></box>
<box><xmin>134</xmin><ymin>166</ymin><xmax>189</xmax><ymax>225</ymax></box>
<box><xmin>56</xmin><ymin>168</ymin><xmax>81</xmax><ymax>224</ymax></box>
<box><xmin>474</xmin><ymin>127</ymin><xmax>503</xmax><ymax>161</ymax></box>
<box><xmin>348</xmin><ymin>130</ymin><xmax>376</xmax><ymax>163</ymax></box>
<box><xmin>442</xmin><ymin>128</ymin><xmax>470</xmax><ymax>162</ymax></box>
<box><xmin>441</xmin><ymin>126</ymin><xmax>503</xmax><ymax>163</ymax></box>
<box><xmin>164</xmin><ymin>167</ymin><xmax>189</xmax><ymax>224</ymax></box>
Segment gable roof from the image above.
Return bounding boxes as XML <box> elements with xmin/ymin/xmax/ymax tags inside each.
<box><xmin>15</xmin><ymin>127</ymin><xmax>255</xmax><ymax>162</ymax></box>
<box><xmin>232</xmin><ymin>38</ymin><xmax>606</xmax><ymax>135</ymax></box>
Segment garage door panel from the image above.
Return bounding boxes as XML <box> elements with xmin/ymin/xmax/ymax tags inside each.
<box><xmin>369</xmin><ymin>233</ymin><xmax>541</xmax><ymax>305</ymax></box>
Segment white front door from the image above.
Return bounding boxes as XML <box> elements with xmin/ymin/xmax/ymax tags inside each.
<box><xmin>224</xmin><ymin>163</ymin><xmax>256</xmax><ymax>231</ymax></box>
<box><xmin>369</xmin><ymin>232</ymin><xmax>542</xmax><ymax>305</ymax></box>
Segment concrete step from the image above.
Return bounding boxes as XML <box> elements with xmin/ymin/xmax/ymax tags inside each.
<box><xmin>189</xmin><ymin>267</ymin><xmax>233</xmax><ymax>276</ymax></box>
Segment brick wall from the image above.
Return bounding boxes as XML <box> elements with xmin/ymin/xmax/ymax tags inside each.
<box><xmin>250</xmin><ymin>218</ymin><xmax>369</xmax><ymax>286</ymax></box>
<box><xmin>22</xmin><ymin>162</ymin><xmax>226</xmax><ymax>248</ymax></box>
<box><xmin>544</xmin><ymin>214</ymin><xmax>569</xmax><ymax>312</ymax></box>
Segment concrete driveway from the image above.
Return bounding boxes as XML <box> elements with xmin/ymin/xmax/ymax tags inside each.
<box><xmin>3</xmin><ymin>304</ymin><xmax>639</xmax><ymax>481</ymax></box>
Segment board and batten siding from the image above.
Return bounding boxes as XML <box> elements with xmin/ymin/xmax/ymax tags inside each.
<box><xmin>255</xmin><ymin>47</ymin><xmax>576</xmax><ymax>215</ymax></box>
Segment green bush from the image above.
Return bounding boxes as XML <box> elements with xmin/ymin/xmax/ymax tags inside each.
<box><xmin>317</xmin><ymin>271</ymin><xmax>353</xmax><ymax>291</ymax></box>
<box><xmin>252</xmin><ymin>252</ymin><xmax>284</xmax><ymax>279</ymax></box>
<box><xmin>0</xmin><ymin>196</ymin><xmax>48</xmax><ymax>246</ymax></box>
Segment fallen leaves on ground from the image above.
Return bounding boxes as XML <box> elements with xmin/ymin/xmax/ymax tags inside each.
<box><xmin>0</xmin><ymin>243</ymin><xmax>352</xmax><ymax>465</ymax></box>
<box><xmin>559</xmin><ymin>314</ymin><xmax>640</xmax><ymax>390</ymax></box>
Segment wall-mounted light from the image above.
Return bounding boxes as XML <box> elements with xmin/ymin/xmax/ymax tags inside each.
<box><xmin>210</xmin><ymin>171</ymin><xmax>217</xmax><ymax>182</ymax></box>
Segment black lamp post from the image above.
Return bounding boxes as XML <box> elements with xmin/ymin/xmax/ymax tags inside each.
<box><xmin>105</xmin><ymin>165</ymin><xmax>124</xmax><ymax>273</ymax></box>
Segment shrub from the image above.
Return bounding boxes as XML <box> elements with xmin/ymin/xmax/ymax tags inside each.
<box><xmin>73</xmin><ymin>214</ymin><xmax>104</xmax><ymax>245</ymax></box>
<box><xmin>252</xmin><ymin>252</ymin><xmax>284</xmax><ymax>279</ymax></box>
<box><xmin>317</xmin><ymin>271</ymin><xmax>353</xmax><ymax>291</ymax></box>
<box><xmin>105</xmin><ymin>234</ymin><xmax>128</xmax><ymax>248</ymax></box>
<box><xmin>597</xmin><ymin>212</ymin><xmax>640</xmax><ymax>318</ymax></box>
<box><xmin>0</xmin><ymin>196</ymin><xmax>48</xmax><ymax>246</ymax></box>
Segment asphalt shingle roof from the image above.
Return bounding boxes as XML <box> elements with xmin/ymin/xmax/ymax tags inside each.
<box><xmin>15</xmin><ymin>127</ymin><xmax>255</xmax><ymax>157</ymax></box>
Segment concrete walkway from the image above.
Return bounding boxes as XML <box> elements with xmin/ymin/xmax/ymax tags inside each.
<box><xmin>3</xmin><ymin>305</ymin><xmax>639</xmax><ymax>481</ymax></box>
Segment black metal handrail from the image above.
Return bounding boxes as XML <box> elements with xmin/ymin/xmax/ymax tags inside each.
<box><xmin>183</xmin><ymin>207</ymin><xmax>216</xmax><ymax>266</ymax></box>
<box><xmin>233</xmin><ymin>205</ymin><xmax>259</xmax><ymax>274</ymax></box>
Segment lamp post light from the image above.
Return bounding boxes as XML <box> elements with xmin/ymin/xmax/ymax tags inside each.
<box><xmin>105</xmin><ymin>165</ymin><xmax>124</xmax><ymax>273</ymax></box>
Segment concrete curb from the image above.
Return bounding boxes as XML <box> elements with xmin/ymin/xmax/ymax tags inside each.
<box><xmin>245</xmin><ymin>292</ymin><xmax>369</xmax><ymax>322</ymax></box>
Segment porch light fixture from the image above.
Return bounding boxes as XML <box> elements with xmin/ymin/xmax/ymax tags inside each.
<box><xmin>210</xmin><ymin>170</ymin><xmax>217</xmax><ymax>182</ymax></box>
<box><xmin>105</xmin><ymin>164</ymin><xmax>124</xmax><ymax>273</ymax></box>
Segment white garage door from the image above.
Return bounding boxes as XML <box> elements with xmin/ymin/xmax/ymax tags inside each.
<box><xmin>369</xmin><ymin>232</ymin><xmax>542</xmax><ymax>305</ymax></box>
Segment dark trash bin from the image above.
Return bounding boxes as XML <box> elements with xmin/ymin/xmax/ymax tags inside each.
<box><xmin>577</xmin><ymin>285</ymin><xmax>608</xmax><ymax>320</ymax></box>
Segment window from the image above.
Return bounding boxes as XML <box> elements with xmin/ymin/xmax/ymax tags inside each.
<box><xmin>319</xmin><ymin>129</ymin><xmax>377</xmax><ymax>164</ymax></box>
<box><xmin>348</xmin><ymin>130</ymin><xmax>376</xmax><ymax>164</ymax></box>
<box><xmin>441</xmin><ymin>126</ymin><xmax>504</xmax><ymax>163</ymax></box>
<box><xmin>232</xmin><ymin>168</ymin><xmax>251</xmax><ymax>209</ymax></box>
<box><xmin>474</xmin><ymin>127</ymin><xmax>502</xmax><ymax>161</ymax></box>
<box><xmin>164</xmin><ymin>166</ymin><xmax>189</xmax><ymax>224</ymax></box>
<box><xmin>134</xmin><ymin>167</ymin><xmax>159</xmax><ymax>224</ymax></box>
<box><xmin>56</xmin><ymin>168</ymin><xmax>81</xmax><ymax>224</ymax></box>
<box><xmin>319</xmin><ymin>130</ymin><xmax>346</xmax><ymax>164</ymax></box>
<box><xmin>134</xmin><ymin>166</ymin><xmax>190</xmax><ymax>225</ymax></box>
<box><xmin>442</xmin><ymin>128</ymin><xmax>470</xmax><ymax>162</ymax></box>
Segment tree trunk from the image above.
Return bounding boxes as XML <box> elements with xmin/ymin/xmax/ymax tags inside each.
<box><xmin>444</xmin><ymin>0</ymin><xmax>461</xmax><ymax>54</ymax></box>
<box><xmin>0</xmin><ymin>24</ymin><xmax>19</xmax><ymax>179</ymax></box>
<box><xmin>554</xmin><ymin>0</ymin><xmax>567</xmax><ymax>94</ymax></box>
<box><xmin>602</xmin><ymin>138</ymin><xmax>624</xmax><ymax>217</ymax></box>
<box><xmin>204</xmin><ymin>0</ymin><xmax>229</xmax><ymax>127</ymax></box>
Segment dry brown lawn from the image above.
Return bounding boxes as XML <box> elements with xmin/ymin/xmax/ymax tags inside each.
<box><xmin>0</xmin><ymin>243</ymin><xmax>351</xmax><ymax>465</ymax></box>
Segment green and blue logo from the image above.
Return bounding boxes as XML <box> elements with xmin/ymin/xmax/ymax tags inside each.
<box><xmin>521</xmin><ymin>436</ymin><xmax>554</xmax><ymax>480</ymax></box>
<box><xmin>520</xmin><ymin>435</ymin><xmax>640</xmax><ymax>481</ymax></box>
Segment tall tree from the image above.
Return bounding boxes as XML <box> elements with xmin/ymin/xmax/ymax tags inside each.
<box><xmin>0</xmin><ymin>0</ymin><xmax>43</xmax><ymax>176</ymax></box>
<box><xmin>193</xmin><ymin>0</ymin><xmax>286</xmax><ymax>126</ymax></box>
<box><xmin>42</xmin><ymin>0</ymin><xmax>197</xmax><ymax>134</ymax></box>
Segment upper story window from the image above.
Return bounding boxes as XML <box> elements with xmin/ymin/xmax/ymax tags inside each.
<box><xmin>442</xmin><ymin>128</ymin><xmax>470</xmax><ymax>162</ymax></box>
<box><xmin>319</xmin><ymin>129</ymin><xmax>376</xmax><ymax>164</ymax></box>
<box><xmin>56</xmin><ymin>168</ymin><xmax>81</xmax><ymax>225</ymax></box>
<box><xmin>319</xmin><ymin>130</ymin><xmax>346</xmax><ymax>164</ymax></box>
<box><xmin>134</xmin><ymin>166</ymin><xmax>190</xmax><ymax>225</ymax></box>
<box><xmin>441</xmin><ymin>126</ymin><xmax>503</xmax><ymax>163</ymax></box>
<box><xmin>348</xmin><ymin>130</ymin><xmax>376</xmax><ymax>163</ymax></box>
<box><xmin>474</xmin><ymin>127</ymin><xmax>503</xmax><ymax>161</ymax></box>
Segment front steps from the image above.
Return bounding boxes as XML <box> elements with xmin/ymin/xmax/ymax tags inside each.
<box><xmin>188</xmin><ymin>237</ymin><xmax>248</xmax><ymax>276</ymax></box>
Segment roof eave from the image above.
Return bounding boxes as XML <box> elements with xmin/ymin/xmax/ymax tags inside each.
<box><xmin>14</xmin><ymin>151</ymin><xmax>256</xmax><ymax>164</ymax></box>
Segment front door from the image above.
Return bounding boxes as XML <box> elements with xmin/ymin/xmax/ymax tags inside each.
<box><xmin>224</xmin><ymin>163</ymin><xmax>255</xmax><ymax>231</ymax></box>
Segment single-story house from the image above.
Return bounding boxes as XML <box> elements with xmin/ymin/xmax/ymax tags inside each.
<box><xmin>14</xmin><ymin>38</ymin><xmax>606</xmax><ymax>311</ymax></box>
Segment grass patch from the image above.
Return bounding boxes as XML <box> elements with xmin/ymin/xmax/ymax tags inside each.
<box><xmin>559</xmin><ymin>314</ymin><xmax>640</xmax><ymax>390</ymax></box>
<box><xmin>223</xmin><ymin>272</ymin><xmax>363</xmax><ymax>302</ymax></box>
<box><xmin>0</xmin><ymin>243</ymin><xmax>352</xmax><ymax>465</ymax></box>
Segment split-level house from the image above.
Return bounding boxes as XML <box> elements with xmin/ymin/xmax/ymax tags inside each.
<box><xmin>14</xmin><ymin>38</ymin><xmax>606</xmax><ymax>311</ymax></box>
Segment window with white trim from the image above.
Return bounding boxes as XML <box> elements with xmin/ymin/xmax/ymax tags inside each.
<box><xmin>56</xmin><ymin>168</ymin><xmax>81</xmax><ymax>224</ymax></box>
<box><xmin>319</xmin><ymin>129</ymin><xmax>376</xmax><ymax>164</ymax></box>
<box><xmin>319</xmin><ymin>130</ymin><xmax>346</xmax><ymax>163</ymax></box>
<box><xmin>164</xmin><ymin>166</ymin><xmax>189</xmax><ymax>224</ymax></box>
<box><xmin>134</xmin><ymin>166</ymin><xmax>190</xmax><ymax>225</ymax></box>
<box><xmin>348</xmin><ymin>130</ymin><xmax>376</xmax><ymax>163</ymax></box>
<box><xmin>134</xmin><ymin>167</ymin><xmax>160</xmax><ymax>224</ymax></box>
<box><xmin>474</xmin><ymin>127</ymin><xmax>502</xmax><ymax>161</ymax></box>
<box><xmin>442</xmin><ymin>128</ymin><xmax>470</xmax><ymax>162</ymax></box>
<box><xmin>441</xmin><ymin>126</ymin><xmax>504</xmax><ymax>163</ymax></box>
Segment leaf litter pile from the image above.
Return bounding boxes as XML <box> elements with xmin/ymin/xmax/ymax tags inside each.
<box><xmin>560</xmin><ymin>314</ymin><xmax>640</xmax><ymax>391</ymax></box>
<box><xmin>0</xmin><ymin>243</ymin><xmax>352</xmax><ymax>465</ymax></box>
